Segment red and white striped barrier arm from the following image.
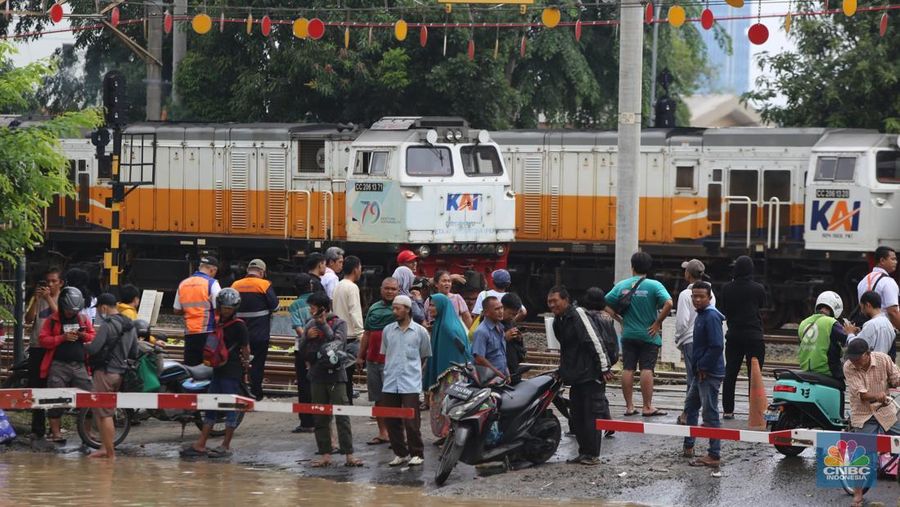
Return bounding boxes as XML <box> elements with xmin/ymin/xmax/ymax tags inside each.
<box><xmin>0</xmin><ymin>389</ymin><xmax>414</xmax><ymax>419</ymax></box>
<box><xmin>596</xmin><ymin>419</ymin><xmax>900</xmax><ymax>454</ymax></box>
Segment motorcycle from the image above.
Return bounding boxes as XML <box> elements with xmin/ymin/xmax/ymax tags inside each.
<box><xmin>434</xmin><ymin>357</ymin><xmax>566</xmax><ymax>485</ymax></box>
<box><xmin>767</xmin><ymin>369</ymin><xmax>900</xmax><ymax>494</ymax></box>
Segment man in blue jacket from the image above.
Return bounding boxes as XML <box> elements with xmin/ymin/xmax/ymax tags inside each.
<box><xmin>683</xmin><ymin>281</ymin><xmax>725</xmax><ymax>467</ymax></box>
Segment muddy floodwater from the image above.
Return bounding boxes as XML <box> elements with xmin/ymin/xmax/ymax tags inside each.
<box><xmin>0</xmin><ymin>453</ymin><xmax>614</xmax><ymax>506</ymax></box>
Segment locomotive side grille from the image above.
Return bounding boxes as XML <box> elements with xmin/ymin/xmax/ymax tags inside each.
<box><xmin>267</xmin><ymin>150</ymin><xmax>287</xmax><ymax>230</ymax></box>
<box><xmin>522</xmin><ymin>156</ymin><xmax>542</xmax><ymax>235</ymax></box>
<box><xmin>214</xmin><ymin>178</ymin><xmax>224</xmax><ymax>227</ymax></box>
<box><xmin>231</xmin><ymin>151</ymin><xmax>249</xmax><ymax>229</ymax></box>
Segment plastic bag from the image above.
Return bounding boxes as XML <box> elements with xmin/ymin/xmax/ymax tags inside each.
<box><xmin>0</xmin><ymin>409</ymin><xmax>17</xmax><ymax>444</ymax></box>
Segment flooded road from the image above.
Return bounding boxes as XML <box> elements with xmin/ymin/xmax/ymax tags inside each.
<box><xmin>0</xmin><ymin>453</ymin><xmax>609</xmax><ymax>506</ymax></box>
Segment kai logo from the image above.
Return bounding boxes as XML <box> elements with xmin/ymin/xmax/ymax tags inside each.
<box><xmin>810</xmin><ymin>200</ymin><xmax>860</xmax><ymax>232</ymax></box>
<box><xmin>359</xmin><ymin>200</ymin><xmax>381</xmax><ymax>224</ymax></box>
<box><xmin>447</xmin><ymin>193</ymin><xmax>481</xmax><ymax>212</ymax></box>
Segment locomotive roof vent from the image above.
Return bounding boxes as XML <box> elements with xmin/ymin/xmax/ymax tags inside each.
<box><xmin>371</xmin><ymin>116</ymin><xmax>469</xmax><ymax>131</ymax></box>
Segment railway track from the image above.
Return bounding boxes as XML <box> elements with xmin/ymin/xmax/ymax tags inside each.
<box><xmin>0</xmin><ymin>325</ymin><xmax>809</xmax><ymax>395</ymax></box>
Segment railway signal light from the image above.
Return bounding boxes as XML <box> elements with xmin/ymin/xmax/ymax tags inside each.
<box><xmin>103</xmin><ymin>71</ymin><xmax>127</xmax><ymax>128</ymax></box>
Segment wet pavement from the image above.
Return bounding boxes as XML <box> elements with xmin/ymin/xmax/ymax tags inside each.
<box><xmin>3</xmin><ymin>380</ymin><xmax>900</xmax><ymax>506</ymax></box>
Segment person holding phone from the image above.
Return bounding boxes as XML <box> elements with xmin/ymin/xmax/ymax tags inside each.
<box><xmin>38</xmin><ymin>287</ymin><xmax>95</xmax><ymax>444</ymax></box>
<box><xmin>24</xmin><ymin>267</ymin><xmax>62</xmax><ymax>441</ymax></box>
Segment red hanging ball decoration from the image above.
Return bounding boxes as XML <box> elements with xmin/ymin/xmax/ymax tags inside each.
<box><xmin>111</xmin><ymin>7</ymin><xmax>120</xmax><ymax>27</ymax></box>
<box><xmin>520</xmin><ymin>35</ymin><xmax>526</xmax><ymax>58</ymax></box>
<box><xmin>575</xmin><ymin>19</ymin><xmax>583</xmax><ymax>41</ymax></box>
<box><xmin>308</xmin><ymin>18</ymin><xmax>325</xmax><ymax>40</ymax></box>
<box><xmin>419</xmin><ymin>26</ymin><xmax>428</xmax><ymax>47</ymax></box>
<box><xmin>49</xmin><ymin>3</ymin><xmax>63</xmax><ymax>23</ymax></box>
<box><xmin>748</xmin><ymin>22</ymin><xmax>769</xmax><ymax>45</ymax></box>
<box><xmin>467</xmin><ymin>39</ymin><xmax>475</xmax><ymax>61</ymax></box>
<box><xmin>880</xmin><ymin>13</ymin><xmax>888</xmax><ymax>37</ymax></box>
<box><xmin>261</xmin><ymin>15</ymin><xmax>272</xmax><ymax>36</ymax></box>
<box><xmin>164</xmin><ymin>10</ymin><xmax>173</xmax><ymax>34</ymax></box>
<box><xmin>645</xmin><ymin>2</ymin><xmax>654</xmax><ymax>24</ymax></box>
<box><xmin>701</xmin><ymin>9</ymin><xmax>714</xmax><ymax>30</ymax></box>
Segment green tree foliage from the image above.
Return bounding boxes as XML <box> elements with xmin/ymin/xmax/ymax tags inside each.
<box><xmin>746</xmin><ymin>1</ymin><xmax>899</xmax><ymax>132</ymax></box>
<box><xmin>0</xmin><ymin>42</ymin><xmax>102</xmax><ymax>318</ymax></box>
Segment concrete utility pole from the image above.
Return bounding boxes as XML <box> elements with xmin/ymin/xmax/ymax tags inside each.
<box><xmin>648</xmin><ymin>1</ymin><xmax>662</xmax><ymax>126</ymax></box>
<box><xmin>171</xmin><ymin>0</ymin><xmax>187</xmax><ymax>105</ymax></box>
<box><xmin>614</xmin><ymin>0</ymin><xmax>644</xmax><ymax>282</ymax></box>
<box><xmin>145</xmin><ymin>0</ymin><xmax>163</xmax><ymax>121</ymax></box>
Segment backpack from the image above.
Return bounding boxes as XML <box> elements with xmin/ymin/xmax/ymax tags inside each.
<box><xmin>585</xmin><ymin>309</ymin><xmax>620</xmax><ymax>367</ymax></box>
<box><xmin>848</xmin><ymin>274</ymin><xmax>887</xmax><ymax>327</ymax></box>
<box><xmin>575</xmin><ymin>307</ymin><xmax>613</xmax><ymax>373</ymax></box>
<box><xmin>616</xmin><ymin>276</ymin><xmax>647</xmax><ymax>316</ymax></box>
<box><xmin>203</xmin><ymin>318</ymin><xmax>244</xmax><ymax>368</ymax></box>
<box><xmin>88</xmin><ymin>315</ymin><xmax>132</xmax><ymax>371</ymax></box>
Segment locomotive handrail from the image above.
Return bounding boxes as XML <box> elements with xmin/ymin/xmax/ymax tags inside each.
<box><xmin>766</xmin><ymin>197</ymin><xmax>782</xmax><ymax>250</ymax></box>
<box><xmin>322</xmin><ymin>190</ymin><xmax>334</xmax><ymax>240</ymax></box>
<box><xmin>720</xmin><ymin>195</ymin><xmax>752</xmax><ymax>249</ymax></box>
<box><xmin>286</xmin><ymin>189</ymin><xmax>311</xmax><ymax>240</ymax></box>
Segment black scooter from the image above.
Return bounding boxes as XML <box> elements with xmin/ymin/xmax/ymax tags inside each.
<box><xmin>434</xmin><ymin>351</ymin><xmax>566</xmax><ymax>485</ymax></box>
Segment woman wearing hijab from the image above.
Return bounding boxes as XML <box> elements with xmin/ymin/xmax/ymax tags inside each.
<box><xmin>426</xmin><ymin>293</ymin><xmax>473</xmax><ymax>439</ymax></box>
<box><xmin>391</xmin><ymin>264</ymin><xmax>425</xmax><ymax>324</ymax></box>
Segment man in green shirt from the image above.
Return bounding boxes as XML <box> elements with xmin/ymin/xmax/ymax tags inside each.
<box><xmin>605</xmin><ymin>252</ymin><xmax>673</xmax><ymax>417</ymax></box>
<box><xmin>797</xmin><ymin>290</ymin><xmax>848</xmax><ymax>385</ymax></box>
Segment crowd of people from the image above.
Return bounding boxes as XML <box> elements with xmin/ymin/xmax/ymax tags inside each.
<box><xmin>15</xmin><ymin>244</ymin><xmax>900</xmax><ymax>495</ymax></box>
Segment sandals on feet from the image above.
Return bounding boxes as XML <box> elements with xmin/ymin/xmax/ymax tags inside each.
<box><xmin>366</xmin><ymin>437</ymin><xmax>389</xmax><ymax>445</ymax></box>
<box><xmin>623</xmin><ymin>410</ymin><xmax>640</xmax><ymax>417</ymax></box>
<box><xmin>344</xmin><ymin>458</ymin><xmax>364</xmax><ymax>467</ymax></box>
<box><xmin>207</xmin><ymin>446</ymin><xmax>233</xmax><ymax>459</ymax></box>
<box><xmin>179</xmin><ymin>447</ymin><xmax>207</xmax><ymax>458</ymax></box>
<box><xmin>642</xmin><ymin>409</ymin><xmax>668</xmax><ymax>417</ymax></box>
<box><xmin>309</xmin><ymin>459</ymin><xmax>332</xmax><ymax>468</ymax></box>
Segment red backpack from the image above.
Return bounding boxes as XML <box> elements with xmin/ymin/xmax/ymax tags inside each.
<box><xmin>203</xmin><ymin>318</ymin><xmax>243</xmax><ymax>368</ymax></box>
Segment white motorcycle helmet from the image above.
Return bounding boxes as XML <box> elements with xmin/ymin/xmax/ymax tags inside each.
<box><xmin>815</xmin><ymin>291</ymin><xmax>844</xmax><ymax>319</ymax></box>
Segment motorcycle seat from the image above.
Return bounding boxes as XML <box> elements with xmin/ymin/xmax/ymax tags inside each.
<box><xmin>788</xmin><ymin>370</ymin><xmax>843</xmax><ymax>391</ymax></box>
<box><xmin>499</xmin><ymin>375</ymin><xmax>553</xmax><ymax>413</ymax></box>
<box><xmin>163</xmin><ymin>362</ymin><xmax>214</xmax><ymax>381</ymax></box>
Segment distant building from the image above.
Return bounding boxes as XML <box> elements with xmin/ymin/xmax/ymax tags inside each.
<box><xmin>699</xmin><ymin>4</ymin><xmax>752</xmax><ymax>95</ymax></box>
<box><xmin>683</xmin><ymin>94</ymin><xmax>766</xmax><ymax>127</ymax></box>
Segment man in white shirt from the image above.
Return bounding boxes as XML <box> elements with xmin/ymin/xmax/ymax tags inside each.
<box><xmin>321</xmin><ymin>247</ymin><xmax>344</xmax><ymax>299</ymax></box>
<box><xmin>674</xmin><ymin>259</ymin><xmax>716</xmax><ymax>424</ymax></box>
<box><xmin>847</xmin><ymin>291</ymin><xmax>897</xmax><ymax>356</ymax></box>
<box><xmin>855</xmin><ymin>247</ymin><xmax>899</xmax><ymax>359</ymax></box>
<box><xmin>332</xmin><ymin>255</ymin><xmax>363</xmax><ymax>404</ymax></box>
<box><xmin>472</xmin><ymin>269</ymin><xmax>526</xmax><ymax>322</ymax></box>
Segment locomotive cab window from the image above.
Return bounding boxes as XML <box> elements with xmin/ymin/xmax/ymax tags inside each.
<box><xmin>876</xmin><ymin>151</ymin><xmax>900</xmax><ymax>184</ymax></box>
<box><xmin>354</xmin><ymin>151</ymin><xmax>388</xmax><ymax>176</ymax></box>
<box><xmin>461</xmin><ymin>145</ymin><xmax>503</xmax><ymax>176</ymax></box>
<box><xmin>675</xmin><ymin>165</ymin><xmax>695</xmax><ymax>190</ymax></box>
<box><xmin>814</xmin><ymin>157</ymin><xmax>856</xmax><ymax>182</ymax></box>
<box><xmin>406</xmin><ymin>146</ymin><xmax>452</xmax><ymax>176</ymax></box>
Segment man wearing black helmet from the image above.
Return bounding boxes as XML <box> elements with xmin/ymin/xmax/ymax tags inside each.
<box><xmin>38</xmin><ymin>286</ymin><xmax>96</xmax><ymax>444</ymax></box>
<box><xmin>182</xmin><ymin>288</ymin><xmax>249</xmax><ymax>459</ymax></box>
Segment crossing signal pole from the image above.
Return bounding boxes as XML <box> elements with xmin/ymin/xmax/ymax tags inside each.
<box><xmin>102</xmin><ymin>71</ymin><xmax>127</xmax><ymax>287</ymax></box>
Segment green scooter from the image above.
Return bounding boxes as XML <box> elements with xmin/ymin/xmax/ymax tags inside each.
<box><xmin>766</xmin><ymin>369</ymin><xmax>845</xmax><ymax>457</ymax></box>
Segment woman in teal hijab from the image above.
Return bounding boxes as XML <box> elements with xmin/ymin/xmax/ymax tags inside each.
<box><xmin>425</xmin><ymin>293</ymin><xmax>473</xmax><ymax>390</ymax></box>
<box><xmin>427</xmin><ymin>293</ymin><xmax>473</xmax><ymax>439</ymax></box>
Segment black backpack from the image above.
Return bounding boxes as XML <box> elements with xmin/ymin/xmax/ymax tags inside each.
<box><xmin>848</xmin><ymin>274</ymin><xmax>887</xmax><ymax>327</ymax></box>
<box><xmin>88</xmin><ymin>315</ymin><xmax>132</xmax><ymax>370</ymax></box>
<box><xmin>587</xmin><ymin>310</ymin><xmax>620</xmax><ymax>367</ymax></box>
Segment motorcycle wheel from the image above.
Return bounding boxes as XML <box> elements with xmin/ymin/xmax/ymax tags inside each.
<box><xmin>1</xmin><ymin>372</ymin><xmax>29</xmax><ymax>389</ymax></box>
<box><xmin>523</xmin><ymin>411</ymin><xmax>562</xmax><ymax>465</ymax></box>
<box><xmin>194</xmin><ymin>382</ymin><xmax>249</xmax><ymax>436</ymax></box>
<box><xmin>76</xmin><ymin>408</ymin><xmax>132</xmax><ymax>450</ymax></box>
<box><xmin>435</xmin><ymin>425</ymin><xmax>468</xmax><ymax>486</ymax></box>
<box><xmin>770</xmin><ymin>409</ymin><xmax>806</xmax><ymax>458</ymax></box>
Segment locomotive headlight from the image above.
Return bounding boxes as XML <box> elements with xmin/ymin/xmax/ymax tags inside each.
<box><xmin>416</xmin><ymin>245</ymin><xmax>431</xmax><ymax>258</ymax></box>
<box><xmin>478</xmin><ymin>130</ymin><xmax>491</xmax><ymax>144</ymax></box>
<box><xmin>446</xmin><ymin>131</ymin><xmax>455</xmax><ymax>142</ymax></box>
<box><xmin>454</xmin><ymin>130</ymin><xmax>463</xmax><ymax>141</ymax></box>
<box><xmin>495</xmin><ymin>245</ymin><xmax>506</xmax><ymax>256</ymax></box>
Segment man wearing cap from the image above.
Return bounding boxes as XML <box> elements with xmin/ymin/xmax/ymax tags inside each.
<box><xmin>396</xmin><ymin>250</ymin><xmax>418</xmax><ymax>272</ymax></box>
<box><xmin>321</xmin><ymin>247</ymin><xmax>345</xmax><ymax>299</ymax></box>
<box><xmin>674</xmin><ymin>259</ymin><xmax>716</xmax><ymax>424</ymax></box>
<box><xmin>174</xmin><ymin>256</ymin><xmax>221</xmax><ymax>366</ymax></box>
<box><xmin>380</xmin><ymin>294</ymin><xmax>432</xmax><ymax>467</ymax></box>
<box><xmin>843</xmin><ymin>339</ymin><xmax>900</xmax><ymax>506</ymax></box>
<box><xmin>472</xmin><ymin>269</ymin><xmax>527</xmax><ymax>322</ymax></box>
<box><xmin>232</xmin><ymin>259</ymin><xmax>279</xmax><ymax>400</ymax></box>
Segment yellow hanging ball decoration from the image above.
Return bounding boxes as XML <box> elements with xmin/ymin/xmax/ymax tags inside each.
<box><xmin>344</xmin><ymin>27</ymin><xmax>350</xmax><ymax>49</ymax></box>
<box><xmin>668</xmin><ymin>5</ymin><xmax>686</xmax><ymax>27</ymax></box>
<box><xmin>784</xmin><ymin>12</ymin><xmax>792</xmax><ymax>32</ymax></box>
<box><xmin>724</xmin><ymin>0</ymin><xmax>744</xmax><ymax>7</ymax></box>
<box><xmin>842</xmin><ymin>0</ymin><xmax>857</xmax><ymax>17</ymax></box>
<box><xmin>542</xmin><ymin>7</ymin><xmax>561</xmax><ymax>28</ymax></box>
<box><xmin>394</xmin><ymin>19</ymin><xmax>408</xmax><ymax>41</ymax></box>
<box><xmin>246</xmin><ymin>13</ymin><xmax>253</xmax><ymax>34</ymax></box>
<box><xmin>192</xmin><ymin>13</ymin><xmax>212</xmax><ymax>34</ymax></box>
<box><xmin>293</xmin><ymin>17</ymin><xmax>309</xmax><ymax>39</ymax></box>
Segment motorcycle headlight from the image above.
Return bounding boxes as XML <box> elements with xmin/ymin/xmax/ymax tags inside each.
<box><xmin>448</xmin><ymin>388</ymin><xmax>491</xmax><ymax>419</ymax></box>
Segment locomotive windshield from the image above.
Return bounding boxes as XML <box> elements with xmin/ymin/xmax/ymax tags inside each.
<box><xmin>876</xmin><ymin>151</ymin><xmax>900</xmax><ymax>183</ymax></box>
<box><xmin>461</xmin><ymin>145</ymin><xmax>503</xmax><ymax>176</ymax></box>
<box><xmin>814</xmin><ymin>157</ymin><xmax>856</xmax><ymax>182</ymax></box>
<box><xmin>406</xmin><ymin>146</ymin><xmax>452</xmax><ymax>176</ymax></box>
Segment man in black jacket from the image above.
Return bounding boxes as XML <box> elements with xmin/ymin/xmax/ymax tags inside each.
<box><xmin>718</xmin><ymin>255</ymin><xmax>767</xmax><ymax>419</ymax></box>
<box><xmin>548</xmin><ymin>286</ymin><xmax>613</xmax><ymax>466</ymax></box>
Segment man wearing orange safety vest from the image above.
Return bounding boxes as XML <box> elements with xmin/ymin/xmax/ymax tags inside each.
<box><xmin>174</xmin><ymin>256</ymin><xmax>222</xmax><ymax>366</ymax></box>
<box><xmin>232</xmin><ymin>259</ymin><xmax>279</xmax><ymax>400</ymax></box>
